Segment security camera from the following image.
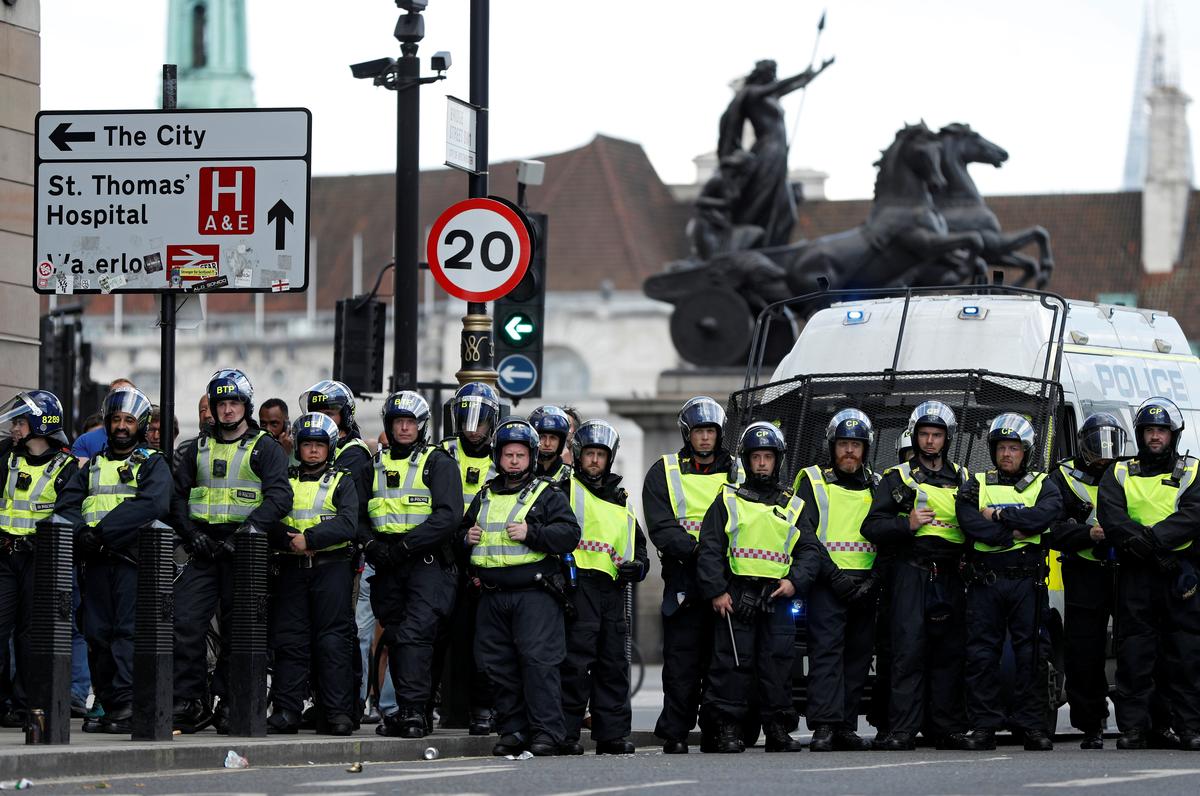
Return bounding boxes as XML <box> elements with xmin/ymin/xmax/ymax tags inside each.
<box><xmin>394</xmin><ymin>12</ymin><xmax>426</xmax><ymax>43</ymax></box>
<box><xmin>431</xmin><ymin>51</ymin><xmax>452</xmax><ymax>73</ymax></box>
<box><xmin>396</xmin><ymin>0</ymin><xmax>428</xmax><ymax>11</ymax></box>
<box><xmin>517</xmin><ymin>160</ymin><xmax>546</xmax><ymax>187</ymax></box>
<box><xmin>350</xmin><ymin>58</ymin><xmax>396</xmax><ymax>80</ymax></box>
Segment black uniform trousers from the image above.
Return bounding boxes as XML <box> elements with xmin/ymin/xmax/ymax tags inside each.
<box><xmin>82</xmin><ymin>557</ymin><xmax>137</xmax><ymax>711</ymax></box>
<box><xmin>562</xmin><ymin>573</ymin><xmax>631</xmax><ymax>742</ymax></box>
<box><xmin>806</xmin><ymin>576</ymin><xmax>876</xmax><ymax>730</ymax></box>
<box><xmin>705</xmin><ymin>579</ymin><xmax>797</xmax><ymax>726</ymax></box>
<box><xmin>964</xmin><ymin>551</ymin><xmax>1044</xmax><ymax>733</ymax></box>
<box><xmin>0</xmin><ymin>547</ymin><xmax>34</xmax><ymax>708</ymax></box>
<box><xmin>434</xmin><ymin>571</ymin><xmax>493</xmax><ymax>723</ymax></box>
<box><xmin>1115</xmin><ymin>558</ymin><xmax>1200</xmax><ymax>735</ymax></box>
<box><xmin>868</xmin><ymin>554</ymin><xmax>896</xmax><ymax>732</ymax></box>
<box><xmin>173</xmin><ymin>554</ymin><xmax>234</xmax><ymax>703</ymax></box>
<box><xmin>474</xmin><ymin>587</ymin><xmax>567</xmax><ymax>743</ymax></box>
<box><xmin>371</xmin><ymin>556</ymin><xmax>457</xmax><ymax>709</ymax></box>
<box><xmin>270</xmin><ymin>554</ymin><xmax>357</xmax><ymax>717</ymax></box>
<box><xmin>888</xmin><ymin>558</ymin><xmax>967</xmax><ymax>737</ymax></box>
<box><xmin>654</xmin><ymin>600</ymin><xmax>715</xmax><ymax>741</ymax></box>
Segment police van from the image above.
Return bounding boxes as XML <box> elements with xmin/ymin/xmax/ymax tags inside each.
<box><xmin>728</xmin><ymin>285</ymin><xmax>1200</xmax><ymax>725</ymax></box>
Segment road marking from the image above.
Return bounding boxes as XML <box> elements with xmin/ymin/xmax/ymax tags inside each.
<box><xmin>1026</xmin><ymin>769</ymin><xmax>1200</xmax><ymax>788</ymax></box>
<box><xmin>301</xmin><ymin>764</ymin><xmax>514</xmax><ymax>787</ymax></box>
<box><xmin>801</xmin><ymin>756</ymin><xmax>1011</xmax><ymax>773</ymax></box>
<box><xmin>540</xmin><ymin>781</ymin><xmax>699</xmax><ymax>796</ymax></box>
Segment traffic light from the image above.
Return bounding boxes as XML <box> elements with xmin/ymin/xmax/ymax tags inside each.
<box><xmin>493</xmin><ymin>211</ymin><xmax>546</xmax><ymax>402</ymax></box>
<box><xmin>333</xmin><ymin>296</ymin><xmax>387</xmax><ymax>394</ymax></box>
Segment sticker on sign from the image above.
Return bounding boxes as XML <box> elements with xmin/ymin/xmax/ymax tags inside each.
<box><xmin>427</xmin><ymin>198</ymin><xmax>532</xmax><ymax>303</ymax></box>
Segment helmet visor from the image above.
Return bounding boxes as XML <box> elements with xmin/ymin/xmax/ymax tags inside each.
<box><xmin>106</xmin><ymin>389</ymin><xmax>152</xmax><ymax>422</ymax></box>
<box><xmin>681</xmin><ymin>398</ymin><xmax>726</xmax><ymax>431</ymax></box>
<box><xmin>1079</xmin><ymin>425</ymin><xmax>1125</xmax><ymax>463</ymax></box>
<box><xmin>576</xmin><ymin>421</ymin><xmax>619</xmax><ymax>454</ymax></box>
<box><xmin>455</xmin><ymin>396</ymin><xmax>496</xmax><ymax>434</ymax></box>
<box><xmin>0</xmin><ymin>393</ymin><xmax>41</xmax><ymax>426</ymax></box>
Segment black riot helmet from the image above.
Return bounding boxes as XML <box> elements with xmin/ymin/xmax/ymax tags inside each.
<box><xmin>908</xmin><ymin>400</ymin><xmax>956</xmax><ymax>457</ymax></box>
<box><xmin>572</xmin><ymin>420</ymin><xmax>620</xmax><ymax>479</ymax></box>
<box><xmin>987</xmin><ymin>412</ymin><xmax>1036</xmax><ymax>470</ymax></box>
<box><xmin>826</xmin><ymin>408</ymin><xmax>874</xmax><ymax>465</ymax></box>
<box><xmin>1076</xmin><ymin>412</ymin><xmax>1127</xmax><ymax>469</ymax></box>
<box><xmin>298</xmin><ymin>380</ymin><xmax>358</xmax><ymax>435</ymax></box>
<box><xmin>492</xmin><ymin>419</ymin><xmax>539</xmax><ymax>480</ymax></box>
<box><xmin>678</xmin><ymin>396</ymin><xmax>726</xmax><ymax>455</ymax></box>
<box><xmin>291</xmin><ymin>412</ymin><xmax>340</xmax><ymax>471</ymax></box>
<box><xmin>103</xmin><ymin>387</ymin><xmax>153</xmax><ymax>451</ymax></box>
<box><xmin>1133</xmin><ymin>396</ymin><xmax>1184</xmax><ymax>461</ymax></box>
<box><xmin>453</xmin><ymin>382</ymin><xmax>500</xmax><ymax>437</ymax></box>
<box><xmin>381</xmin><ymin>391</ymin><xmax>430</xmax><ymax>447</ymax></box>
<box><xmin>528</xmin><ymin>405</ymin><xmax>571</xmax><ymax>456</ymax></box>
<box><xmin>0</xmin><ymin>390</ymin><xmax>69</xmax><ymax>446</ymax></box>
<box><xmin>207</xmin><ymin>368</ymin><xmax>254</xmax><ymax>432</ymax></box>
<box><xmin>738</xmin><ymin>421</ymin><xmax>787</xmax><ymax>487</ymax></box>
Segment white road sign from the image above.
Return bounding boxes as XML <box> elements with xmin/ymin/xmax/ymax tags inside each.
<box><xmin>33</xmin><ymin>108</ymin><xmax>311</xmax><ymax>294</ymax></box>
<box><xmin>426</xmin><ymin>197</ymin><xmax>532</xmax><ymax>303</ymax></box>
<box><xmin>445</xmin><ymin>96</ymin><xmax>478</xmax><ymax>174</ymax></box>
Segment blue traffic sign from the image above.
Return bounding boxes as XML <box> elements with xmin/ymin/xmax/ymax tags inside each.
<box><xmin>497</xmin><ymin>353</ymin><xmax>538</xmax><ymax>397</ymax></box>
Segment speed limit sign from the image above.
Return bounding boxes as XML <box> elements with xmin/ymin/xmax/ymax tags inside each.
<box><xmin>426</xmin><ymin>197</ymin><xmax>532</xmax><ymax>302</ymax></box>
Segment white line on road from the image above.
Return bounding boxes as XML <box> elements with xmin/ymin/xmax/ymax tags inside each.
<box><xmin>301</xmin><ymin>765</ymin><xmax>515</xmax><ymax>787</ymax></box>
<box><xmin>539</xmin><ymin>780</ymin><xmax>699</xmax><ymax>796</ymax></box>
<box><xmin>1026</xmin><ymin>768</ymin><xmax>1200</xmax><ymax>788</ymax></box>
<box><xmin>800</xmin><ymin>756</ymin><xmax>1012</xmax><ymax>773</ymax></box>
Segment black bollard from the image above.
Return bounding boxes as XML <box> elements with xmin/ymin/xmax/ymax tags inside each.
<box><xmin>227</xmin><ymin>523</ymin><xmax>269</xmax><ymax>736</ymax></box>
<box><xmin>29</xmin><ymin>518</ymin><xmax>74</xmax><ymax>744</ymax></box>
<box><xmin>132</xmin><ymin>520</ymin><xmax>175</xmax><ymax>740</ymax></box>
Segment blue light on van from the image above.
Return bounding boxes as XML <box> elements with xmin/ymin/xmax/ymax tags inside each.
<box><xmin>843</xmin><ymin>309</ymin><xmax>868</xmax><ymax>325</ymax></box>
<box><xmin>958</xmin><ymin>305</ymin><xmax>986</xmax><ymax>320</ymax></box>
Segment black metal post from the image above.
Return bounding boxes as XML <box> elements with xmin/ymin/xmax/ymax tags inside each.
<box><xmin>160</xmin><ymin>65</ymin><xmax>178</xmax><ymax>459</ymax></box>
<box><xmin>132</xmin><ymin>520</ymin><xmax>175</xmax><ymax>740</ymax></box>
<box><xmin>227</xmin><ymin>525</ymin><xmax>269</xmax><ymax>736</ymax></box>
<box><xmin>393</xmin><ymin>32</ymin><xmax>421</xmax><ymax>392</ymax></box>
<box><xmin>29</xmin><ymin>520</ymin><xmax>74</xmax><ymax>744</ymax></box>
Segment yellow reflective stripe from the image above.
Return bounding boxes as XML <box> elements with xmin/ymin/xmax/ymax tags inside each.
<box><xmin>1063</xmin><ymin>343</ymin><xmax>1200</xmax><ymax>363</ymax></box>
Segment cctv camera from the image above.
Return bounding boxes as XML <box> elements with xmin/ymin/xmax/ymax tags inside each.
<box><xmin>396</xmin><ymin>0</ymin><xmax>428</xmax><ymax>11</ymax></box>
<box><xmin>350</xmin><ymin>57</ymin><xmax>396</xmax><ymax>80</ymax></box>
<box><xmin>431</xmin><ymin>51</ymin><xmax>452</xmax><ymax>73</ymax></box>
<box><xmin>517</xmin><ymin>160</ymin><xmax>546</xmax><ymax>186</ymax></box>
<box><xmin>394</xmin><ymin>12</ymin><xmax>425</xmax><ymax>44</ymax></box>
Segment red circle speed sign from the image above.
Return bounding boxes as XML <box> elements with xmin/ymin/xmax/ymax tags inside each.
<box><xmin>427</xmin><ymin>198</ymin><xmax>532</xmax><ymax>303</ymax></box>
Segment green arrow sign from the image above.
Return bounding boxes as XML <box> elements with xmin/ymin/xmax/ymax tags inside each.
<box><xmin>502</xmin><ymin>312</ymin><xmax>536</xmax><ymax>347</ymax></box>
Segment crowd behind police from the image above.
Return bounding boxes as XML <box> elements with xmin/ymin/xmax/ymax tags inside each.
<box><xmin>1</xmin><ymin>370</ymin><xmax>1198</xmax><ymax>754</ymax></box>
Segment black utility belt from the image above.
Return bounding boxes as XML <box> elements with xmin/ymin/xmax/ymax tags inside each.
<box><xmin>273</xmin><ymin>550</ymin><xmax>353</xmax><ymax>569</ymax></box>
<box><xmin>968</xmin><ymin>558</ymin><xmax>1043</xmax><ymax>583</ymax></box>
<box><xmin>903</xmin><ymin>554</ymin><xmax>961</xmax><ymax>572</ymax></box>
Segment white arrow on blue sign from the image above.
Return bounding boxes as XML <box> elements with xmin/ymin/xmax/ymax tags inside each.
<box><xmin>497</xmin><ymin>353</ymin><xmax>538</xmax><ymax>397</ymax></box>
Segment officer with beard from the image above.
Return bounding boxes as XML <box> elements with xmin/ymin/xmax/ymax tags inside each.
<box><xmin>697</xmin><ymin>422</ymin><xmax>819</xmax><ymax>753</ymax></box>
<box><xmin>171</xmin><ymin>369</ymin><xmax>292</xmax><ymax>733</ymax></box>
<box><xmin>863</xmin><ymin>401</ymin><xmax>974</xmax><ymax>751</ymax></box>
<box><xmin>1098</xmin><ymin>397</ymin><xmax>1200</xmax><ymax>750</ymax></box>
<box><xmin>644</xmin><ymin>396</ymin><xmax>735</xmax><ymax>754</ymax></box>
<box><xmin>559</xmin><ymin>420</ymin><xmax>649</xmax><ymax>755</ymax></box>
<box><xmin>529</xmin><ymin>405</ymin><xmax>574</xmax><ymax>485</ymax></box>
<box><xmin>364</xmin><ymin>391</ymin><xmax>462</xmax><ymax>739</ymax></box>
<box><xmin>957</xmin><ymin>414</ymin><xmax>1061</xmax><ymax>752</ymax></box>
<box><xmin>462</xmin><ymin>419</ymin><xmax>581</xmax><ymax>757</ymax></box>
<box><xmin>793</xmin><ymin>409</ymin><xmax>879</xmax><ymax>752</ymax></box>
<box><xmin>56</xmin><ymin>388</ymin><xmax>170</xmax><ymax>734</ymax></box>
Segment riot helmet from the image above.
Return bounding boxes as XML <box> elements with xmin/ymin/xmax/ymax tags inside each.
<box><xmin>207</xmin><ymin>368</ymin><xmax>254</xmax><ymax>432</ymax></box>
<box><xmin>907</xmin><ymin>400</ymin><xmax>957</xmax><ymax>457</ymax></box>
<box><xmin>453</xmin><ymin>382</ymin><xmax>501</xmax><ymax>438</ymax></box>
<box><xmin>1133</xmin><ymin>396</ymin><xmax>1184</xmax><ymax>460</ymax></box>
<box><xmin>492</xmin><ymin>419</ymin><xmax>539</xmax><ymax>479</ymax></box>
<box><xmin>292</xmin><ymin>412</ymin><xmax>340</xmax><ymax>470</ymax></box>
<box><xmin>0</xmin><ymin>390</ymin><xmax>68</xmax><ymax>445</ymax></box>
<box><xmin>528</xmin><ymin>405</ymin><xmax>571</xmax><ymax>457</ymax></box>
<box><xmin>678</xmin><ymin>396</ymin><xmax>726</xmax><ymax>454</ymax></box>
<box><xmin>896</xmin><ymin>429</ymin><xmax>914</xmax><ymax>463</ymax></box>
<box><xmin>987</xmin><ymin>412</ymin><xmax>1036</xmax><ymax>470</ymax></box>
<box><xmin>381</xmin><ymin>391</ymin><xmax>430</xmax><ymax>448</ymax></box>
<box><xmin>826</xmin><ymin>408</ymin><xmax>874</xmax><ymax>468</ymax></box>
<box><xmin>1076</xmin><ymin>412</ymin><xmax>1127</xmax><ymax>468</ymax></box>
<box><xmin>572</xmin><ymin>420</ymin><xmax>620</xmax><ymax>479</ymax></box>
<box><xmin>103</xmin><ymin>387</ymin><xmax>152</xmax><ymax>451</ymax></box>
<box><xmin>298</xmin><ymin>380</ymin><xmax>357</xmax><ymax>434</ymax></box>
<box><xmin>738</xmin><ymin>421</ymin><xmax>787</xmax><ymax>487</ymax></box>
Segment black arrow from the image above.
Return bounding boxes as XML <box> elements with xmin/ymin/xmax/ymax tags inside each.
<box><xmin>49</xmin><ymin>122</ymin><xmax>96</xmax><ymax>152</ymax></box>
<box><xmin>267</xmin><ymin>200</ymin><xmax>294</xmax><ymax>250</ymax></box>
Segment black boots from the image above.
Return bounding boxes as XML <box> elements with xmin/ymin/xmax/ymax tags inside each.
<box><xmin>1023</xmin><ymin>729</ymin><xmax>1054</xmax><ymax>751</ymax></box>
<box><xmin>763</xmin><ymin>723</ymin><xmax>804</xmax><ymax>752</ymax></box>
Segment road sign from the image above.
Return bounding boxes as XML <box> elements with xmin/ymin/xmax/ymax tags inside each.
<box><xmin>444</xmin><ymin>96</ymin><xmax>479</xmax><ymax>174</ymax></box>
<box><xmin>33</xmin><ymin>108</ymin><xmax>311</xmax><ymax>294</ymax></box>
<box><xmin>426</xmin><ymin>197</ymin><xmax>532</xmax><ymax>303</ymax></box>
<box><xmin>497</xmin><ymin>353</ymin><xmax>538</xmax><ymax>397</ymax></box>
<box><xmin>500</xmin><ymin>311</ymin><xmax>536</xmax><ymax>347</ymax></box>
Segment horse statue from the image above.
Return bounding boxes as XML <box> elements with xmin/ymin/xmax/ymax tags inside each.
<box><xmin>935</xmin><ymin>123</ymin><xmax>1054</xmax><ymax>287</ymax></box>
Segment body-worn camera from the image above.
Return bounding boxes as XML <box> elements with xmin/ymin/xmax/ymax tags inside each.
<box><xmin>386</xmin><ymin>471</ymin><xmax>400</xmax><ymax>489</ymax></box>
<box><xmin>117</xmin><ymin>466</ymin><xmax>134</xmax><ymax>483</ymax></box>
<box><xmin>466</xmin><ymin>466</ymin><xmax>480</xmax><ymax>485</ymax></box>
<box><xmin>14</xmin><ymin>472</ymin><xmax>31</xmax><ymax>490</ymax></box>
<box><xmin>212</xmin><ymin>459</ymin><xmax>227</xmax><ymax>478</ymax></box>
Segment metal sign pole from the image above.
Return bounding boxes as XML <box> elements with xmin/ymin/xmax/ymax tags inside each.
<box><xmin>159</xmin><ymin>65</ymin><xmax>177</xmax><ymax>459</ymax></box>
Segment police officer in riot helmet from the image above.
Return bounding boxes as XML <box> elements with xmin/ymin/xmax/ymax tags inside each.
<box><xmin>896</xmin><ymin>430</ymin><xmax>914</xmax><ymax>464</ymax></box>
<box><xmin>170</xmin><ymin>368</ymin><xmax>292</xmax><ymax>734</ymax></box>
<box><xmin>0</xmin><ymin>390</ymin><xmax>77</xmax><ymax>726</ymax></box>
<box><xmin>696</xmin><ymin>422</ymin><xmax>819</xmax><ymax>753</ymax></box>
<box><xmin>863</xmin><ymin>400</ymin><xmax>974</xmax><ymax>751</ymax></box>
<box><xmin>461</xmin><ymin>419</ymin><xmax>581</xmax><ymax>757</ymax></box>
<box><xmin>364</xmin><ymin>391</ymin><xmax>463</xmax><ymax>739</ymax></box>
<box><xmin>559</xmin><ymin>420</ymin><xmax>649</xmax><ymax>755</ymax></box>
<box><xmin>56</xmin><ymin>387</ymin><xmax>170</xmax><ymax>734</ymax></box>
<box><xmin>794</xmin><ymin>409</ymin><xmax>880</xmax><ymax>751</ymax></box>
<box><xmin>644</xmin><ymin>396</ymin><xmax>736</xmax><ymax>754</ymax></box>
<box><xmin>529</xmin><ymin>405</ymin><xmax>574</xmax><ymax>485</ymax></box>
<box><xmin>1098</xmin><ymin>397</ymin><xmax>1200</xmax><ymax>751</ymax></box>
<box><xmin>266</xmin><ymin>412</ymin><xmax>360</xmax><ymax>735</ymax></box>
<box><xmin>957</xmin><ymin>414</ymin><xmax>1061</xmax><ymax>751</ymax></box>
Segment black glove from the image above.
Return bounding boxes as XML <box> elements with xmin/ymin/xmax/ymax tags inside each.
<box><xmin>362</xmin><ymin>539</ymin><xmax>391</xmax><ymax>569</ymax></box>
<box><xmin>1121</xmin><ymin>527</ymin><xmax>1158</xmax><ymax>563</ymax></box>
<box><xmin>734</xmin><ymin>588</ymin><xmax>761</xmax><ymax>624</ymax></box>
<box><xmin>827</xmin><ymin>569</ymin><xmax>859</xmax><ymax>602</ymax></box>
<box><xmin>75</xmin><ymin>525</ymin><xmax>104</xmax><ymax>557</ymax></box>
<box><xmin>388</xmin><ymin>540</ymin><xmax>412</xmax><ymax>567</ymax></box>
<box><xmin>849</xmin><ymin>571</ymin><xmax>880</xmax><ymax>604</ymax></box>
<box><xmin>187</xmin><ymin>532</ymin><xmax>222</xmax><ymax>562</ymax></box>
<box><xmin>616</xmin><ymin>560</ymin><xmax>645</xmax><ymax>583</ymax></box>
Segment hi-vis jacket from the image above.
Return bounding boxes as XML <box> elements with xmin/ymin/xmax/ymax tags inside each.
<box><xmin>55</xmin><ymin>446</ymin><xmax>171</xmax><ymax>551</ymax></box>
<box><xmin>566</xmin><ymin>472</ymin><xmax>650</xmax><ymax>581</ymax></box>
<box><xmin>366</xmin><ymin>444</ymin><xmax>463</xmax><ymax>555</ymax></box>
<box><xmin>441</xmin><ymin>437</ymin><xmax>496</xmax><ymax>512</ymax></box>
<box><xmin>276</xmin><ymin>465</ymin><xmax>359</xmax><ymax>554</ymax></box>
<box><xmin>0</xmin><ymin>448</ymin><xmax>76</xmax><ymax>536</ymax></box>
<box><xmin>1098</xmin><ymin>454</ymin><xmax>1200</xmax><ymax>555</ymax></box>
<box><xmin>957</xmin><ymin>469</ymin><xmax>1062</xmax><ymax>555</ymax></box>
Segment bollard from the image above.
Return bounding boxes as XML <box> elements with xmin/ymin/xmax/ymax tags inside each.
<box><xmin>227</xmin><ymin>523</ymin><xmax>269</xmax><ymax>737</ymax></box>
<box><xmin>29</xmin><ymin>519</ymin><xmax>74</xmax><ymax>744</ymax></box>
<box><xmin>132</xmin><ymin>520</ymin><xmax>175</xmax><ymax>740</ymax></box>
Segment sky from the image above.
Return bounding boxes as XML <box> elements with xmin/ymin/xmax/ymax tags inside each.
<box><xmin>37</xmin><ymin>0</ymin><xmax>1200</xmax><ymax>201</ymax></box>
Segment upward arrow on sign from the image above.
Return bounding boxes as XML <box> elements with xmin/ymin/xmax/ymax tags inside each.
<box><xmin>504</xmin><ymin>315</ymin><xmax>533</xmax><ymax>341</ymax></box>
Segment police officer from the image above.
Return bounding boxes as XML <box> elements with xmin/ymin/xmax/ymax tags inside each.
<box><xmin>644</xmin><ymin>396</ymin><xmax>734</xmax><ymax>754</ymax></box>
<box><xmin>55</xmin><ymin>388</ymin><xmax>169</xmax><ymax>734</ymax></box>
<box><xmin>1098</xmin><ymin>397</ymin><xmax>1200</xmax><ymax>751</ymax></box>
<box><xmin>696</xmin><ymin>422</ymin><xmax>818</xmax><ymax>753</ymax></box>
<box><xmin>863</xmin><ymin>401</ymin><xmax>973</xmax><ymax>751</ymax></box>
<box><xmin>462</xmin><ymin>419</ymin><xmax>581</xmax><ymax>757</ymax></box>
<box><xmin>896</xmin><ymin>430</ymin><xmax>914</xmax><ymax>464</ymax></box>
<box><xmin>560</xmin><ymin>420</ymin><xmax>649</xmax><ymax>755</ymax></box>
<box><xmin>439</xmin><ymin>382</ymin><xmax>500</xmax><ymax>735</ymax></box>
<box><xmin>957</xmin><ymin>414</ymin><xmax>1061</xmax><ymax>751</ymax></box>
<box><xmin>267</xmin><ymin>412</ymin><xmax>359</xmax><ymax>735</ymax></box>
<box><xmin>364</xmin><ymin>391</ymin><xmax>462</xmax><ymax>738</ymax></box>
<box><xmin>171</xmin><ymin>369</ymin><xmax>292</xmax><ymax>733</ymax></box>
<box><xmin>794</xmin><ymin>409</ymin><xmax>879</xmax><ymax>752</ymax></box>
<box><xmin>0</xmin><ymin>390</ymin><xmax>77</xmax><ymax>723</ymax></box>
<box><xmin>529</xmin><ymin>405</ymin><xmax>574</xmax><ymax>485</ymax></box>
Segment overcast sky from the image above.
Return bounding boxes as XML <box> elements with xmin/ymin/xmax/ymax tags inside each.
<box><xmin>38</xmin><ymin>0</ymin><xmax>1200</xmax><ymax>200</ymax></box>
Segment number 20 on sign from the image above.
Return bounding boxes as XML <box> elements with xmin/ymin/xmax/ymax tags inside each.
<box><xmin>427</xmin><ymin>198</ymin><xmax>532</xmax><ymax>303</ymax></box>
